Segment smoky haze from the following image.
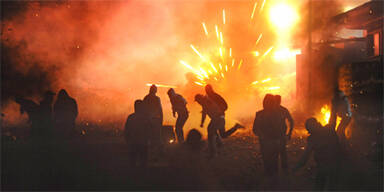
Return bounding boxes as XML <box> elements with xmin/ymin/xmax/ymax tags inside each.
<box><xmin>1</xmin><ymin>0</ymin><xmax>366</xmax><ymax>135</ymax></box>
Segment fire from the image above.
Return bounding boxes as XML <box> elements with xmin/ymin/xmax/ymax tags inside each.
<box><xmin>169</xmin><ymin>139</ymin><xmax>175</xmax><ymax>144</ymax></box>
<box><xmin>273</xmin><ymin>48</ymin><xmax>301</xmax><ymax>61</ymax></box>
<box><xmin>269</xmin><ymin>3</ymin><xmax>298</xmax><ymax>30</ymax></box>
<box><xmin>318</xmin><ymin>105</ymin><xmax>341</xmax><ymax>129</ymax></box>
<box><xmin>145</xmin><ymin>83</ymin><xmax>177</xmax><ymax>88</ymax></box>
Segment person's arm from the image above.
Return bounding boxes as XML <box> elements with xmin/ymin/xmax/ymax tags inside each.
<box><xmin>286</xmin><ymin>109</ymin><xmax>294</xmax><ymax>140</ymax></box>
<box><xmin>252</xmin><ymin>112</ymin><xmax>263</xmax><ymax>138</ymax></box>
<box><xmin>329</xmin><ymin>100</ymin><xmax>338</xmax><ymax>131</ymax></box>
<box><xmin>158</xmin><ymin>97</ymin><xmax>163</xmax><ymax>124</ymax></box>
<box><xmin>170</xmin><ymin>97</ymin><xmax>176</xmax><ymax>117</ymax></box>
<box><xmin>200</xmin><ymin>108</ymin><xmax>207</xmax><ymax>128</ymax></box>
<box><xmin>293</xmin><ymin>140</ymin><xmax>313</xmax><ymax>172</ymax></box>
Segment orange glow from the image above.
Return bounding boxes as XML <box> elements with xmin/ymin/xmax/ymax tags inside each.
<box><xmin>317</xmin><ymin>105</ymin><xmax>341</xmax><ymax>129</ymax></box>
<box><xmin>269</xmin><ymin>3</ymin><xmax>298</xmax><ymax>30</ymax></box>
<box><xmin>146</xmin><ymin>83</ymin><xmax>177</xmax><ymax>88</ymax></box>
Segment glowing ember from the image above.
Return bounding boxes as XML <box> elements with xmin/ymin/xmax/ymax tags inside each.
<box><xmin>202</xmin><ymin>22</ymin><xmax>208</xmax><ymax>36</ymax></box>
<box><xmin>169</xmin><ymin>139</ymin><xmax>175</xmax><ymax>144</ymax></box>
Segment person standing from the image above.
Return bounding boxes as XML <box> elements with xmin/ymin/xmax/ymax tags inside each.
<box><xmin>53</xmin><ymin>89</ymin><xmax>78</xmax><ymax>139</ymax></box>
<box><xmin>143</xmin><ymin>84</ymin><xmax>164</xmax><ymax>152</ymax></box>
<box><xmin>274</xmin><ymin>95</ymin><xmax>294</xmax><ymax>174</ymax></box>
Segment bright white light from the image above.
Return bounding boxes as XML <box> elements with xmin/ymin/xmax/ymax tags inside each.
<box><xmin>269</xmin><ymin>3</ymin><xmax>298</xmax><ymax>30</ymax></box>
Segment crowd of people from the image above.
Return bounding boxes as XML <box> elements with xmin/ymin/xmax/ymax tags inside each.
<box><xmin>14</xmin><ymin>84</ymin><xmax>352</xmax><ymax>190</ymax></box>
<box><xmin>15</xmin><ymin>89</ymin><xmax>78</xmax><ymax>142</ymax></box>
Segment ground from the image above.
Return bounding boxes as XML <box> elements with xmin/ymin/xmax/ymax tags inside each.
<box><xmin>1</xmin><ymin>129</ymin><xmax>383</xmax><ymax>191</ymax></box>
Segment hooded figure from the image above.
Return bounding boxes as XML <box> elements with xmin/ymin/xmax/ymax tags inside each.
<box><xmin>53</xmin><ymin>89</ymin><xmax>78</xmax><ymax>138</ymax></box>
<box><xmin>124</xmin><ymin>100</ymin><xmax>151</xmax><ymax>168</ymax></box>
<box><xmin>167</xmin><ymin>88</ymin><xmax>189</xmax><ymax>143</ymax></box>
<box><xmin>143</xmin><ymin>84</ymin><xmax>164</xmax><ymax>150</ymax></box>
<box><xmin>253</xmin><ymin>94</ymin><xmax>282</xmax><ymax>177</ymax></box>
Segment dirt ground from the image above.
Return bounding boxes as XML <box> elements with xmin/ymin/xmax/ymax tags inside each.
<box><xmin>2</xmin><ymin>130</ymin><xmax>383</xmax><ymax>191</ymax></box>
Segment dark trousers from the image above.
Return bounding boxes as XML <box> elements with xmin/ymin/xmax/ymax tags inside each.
<box><xmin>129</xmin><ymin>144</ymin><xmax>148</xmax><ymax>168</ymax></box>
<box><xmin>315</xmin><ymin>164</ymin><xmax>339</xmax><ymax>190</ymax></box>
<box><xmin>260</xmin><ymin>139</ymin><xmax>280</xmax><ymax>176</ymax></box>
<box><xmin>279</xmin><ymin>138</ymin><xmax>288</xmax><ymax>172</ymax></box>
<box><xmin>207</xmin><ymin>117</ymin><xmax>238</xmax><ymax>156</ymax></box>
<box><xmin>175</xmin><ymin>114</ymin><xmax>188</xmax><ymax>143</ymax></box>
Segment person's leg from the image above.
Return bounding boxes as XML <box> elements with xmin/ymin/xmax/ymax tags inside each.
<box><xmin>175</xmin><ymin>115</ymin><xmax>187</xmax><ymax>143</ymax></box>
<box><xmin>315</xmin><ymin>167</ymin><xmax>327</xmax><ymax>191</ymax></box>
<box><xmin>280</xmin><ymin>138</ymin><xmax>288</xmax><ymax>174</ymax></box>
<box><xmin>207</xmin><ymin>120</ymin><xmax>218</xmax><ymax>157</ymax></box>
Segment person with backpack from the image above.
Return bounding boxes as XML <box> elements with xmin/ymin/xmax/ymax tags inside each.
<box><xmin>195</xmin><ymin>94</ymin><xmax>244</xmax><ymax>158</ymax></box>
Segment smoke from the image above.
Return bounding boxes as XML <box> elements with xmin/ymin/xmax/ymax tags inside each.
<box><xmin>3</xmin><ymin>0</ymin><xmax>361</xmax><ymax>135</ymax></box>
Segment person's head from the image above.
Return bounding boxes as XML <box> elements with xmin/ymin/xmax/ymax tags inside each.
<box><xmin>167</xmin><ymin>88</ymin><xmax>175</xmax><ymax>97</ymax></box>
<box><xmin>44</xmin><ymin>91</ymin><xmax>55</xmax><ymax>103</ymax></box>
<box><xmin>205</xmin><ymin>84</ymin><xmax>214</xmax><ymax>94</ymax></box>
<box><xmin>263</xmin><ymin>94</ymin><xmax>274</xmax><ymax>110</ymax></box>
<box><xmin>194</xmin><ymin>94</ymin><xmax>205</xmax><ymax>105</ymax></box>
<box><xmin>274</xmin><ymin>95</ymin><xmax>282</xmax><ymax>106</ymax></box>
<box><xmin>134</xmin><ymin>99</ymin><xmax>144</xmax><ymax>113</ymax></box>
<box><xmin>186</xmin><ymin>129</ymin><xmax>203</xmax><ymax>150</ymax></box>
<box><xmin>149</xmin><ymin>84</ymin><xmax>157</xmax><ymax>95</ymax></box>
<box><xmin>305</xmin><ymin>117</ymin><xmax>321</xmax><ymax>134</ymax></box>
<box><xmin>58</xmin><ymin>89</ymin><xmax>69</xmax><ymax>99</ymax></box>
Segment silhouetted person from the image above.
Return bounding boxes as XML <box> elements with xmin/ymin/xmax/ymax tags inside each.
<box><xmin>195</xmin><ymin>94</ymin><xmax>243</xmax><ymax>158</ymax></box>
<box><xmin>143</xmin><ymin>84</ymin><xmax>164</xmax><ymax>151</ymax></box>
<box><xmin>38</xmin><ymin>91</ymin><xmax>55</xmax><ymax>141</ymax></box>
<box><xmin>15</xmin><ymin>96</ymin><xmax>40</xmax><ymax>139</ymax></box>
<box><xmin>53</xmin><ymin>89</ymin><xmax>78</xmax><ymax>139</ymax></box>
<box><xmin>253</xmin><ymin>94</ymin><xmax>281</xmax><ymax>177</ymax></box>
<box><xmin>167</xmin><ymin>88</ymin><xmax>189</xmax><ymax>143</ymax></box>
<box><xmin>332</xmin><ymin>88</ymin><xmax>352</xmax><ymax>147</ymax></box>
<box><xmin>185</xmin><ymin>129</ymin><xmax>204</xmax><ymax>151</ymax></box>
<box><xmin>293</xmin><ymin>104</ymin><xmax>342</xmax><ymax>190</ymax></box>
<box><xmin>124</xmin><ymin>100</ymin><xmax>151</xmax><ymax>168</ymax></box>
<box><xmin>205</xmin><ymin>84</ymin><xmax>227</xmax><ymax>113</ymax></box>
<box><xmin>273</xmin><ymin>95</ymin><xmax>294</xmax><ymax>174</ymax></box>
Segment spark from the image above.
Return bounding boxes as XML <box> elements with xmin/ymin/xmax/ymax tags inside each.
<box><xmin>208</xmin><ymin>70</ymin><xmax>212</xmax><ymax>74</ymax></box>
<box><xmin>180</xmin><ymin>60</ymin><xmax>194</xmax><ymax>71</ymax></box>
<box><xmin>215</xmin><ymin>25</ymin><xmax>219</xmax><ymax>40</ymax></box>
<box><xmin>252</xmin><ymin>81</ymin><xmax>259</xmax><ymax>85</ymax></box>
<box><xmin>190</xmin><ymin>44</ymin><xmax>205</xmax><ymax>61</ymax></box>
<box><xmin>219</xmin><ymin>63</ymin><xmax>223</xmax><ymax>70</ymax></box>
<box><xmin>210</xmin><ymin>62</ymin><xmax>218</xmax><ymax>72</ymax></box>
<box><xmin>231</xmin><ymin>58</ymin><xmax>235</xmax><ymax>67</ymax></box>
<box><xmin>225</xmin><ymin>64</ymin><xmax>228</xmax><ymax>71</ymax></box>
<box><xmin>219</xmin><ymin>47</ymin><xmax>223</xmax><ymax>57</ymax></box>
<box><xmin>220</xmin><ymin>32</ymin><xmax>223</xmax><ymax>45</ymax></box>
<box><xmin>223</xmin><ymin>9</ymin><xmax>226</xmax><ymax>24</ymax></box>
<box><xmin>146</xmin><ymin>83</ymin><xmax>177</xmax><ymax>88</ymax></box>
<box><xmin>199</xmin><ymin>67</ymin><xmax>209</xmax><ymax>78</ymax></box>
<box><xmin>229</xmin><ymin>48</ymin><xmax>232</xmax><ymax>57</ymax></box>
<box><xmin>237</xmin><ymin>59</ymin><xmax>243</xmax><ymax>70</ymax></box>
<box><xmin>221</xmin><ymin>72</ymin><xmax>225</xmax><ymax>78</ymax></box>
<box><xmin>251</xmin><ymin>2</ymin><xmax>257</xmax><ymax>20</ymax></box>
<box><xmin>260</xmin><ymin>0</ymin><xmax>266</xmax><ymax>13</ymax></box>
<box><xmin>263</xmin><ymin>46</ymin><xmax>274</xmax><ymax>57</ymax></box>
<box><xmin>253</xmin><ymin>51</ymin><xmax>260</xmax><ymax>56</ymax></box>
<box><xmin>202</xmin><ymin>22</ymin><xmax>208</xmax><ymax>36</ymax></box>
<box><xmin>214</xmin><ymin>77</ymin><xmax>218</xmax><ymax>81</ymax></box>
<box><xmin>255</xmin><ymin>34</ymin><xmax>263</xmax><ymax>46</ymax></box>
<box><xmin>195</xmin><ymin>81</ymin><xmax>204</xmax><ymax>86</ymax></box>
<box><xmin>261</xmin><ymin>78</ymin><xmax>271</xmax><ymax>83</ymax></box>
<box><xmin>268</xmin><ymin>86</ymin><xmax>280</xmax><ymax>90</ymax></box>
